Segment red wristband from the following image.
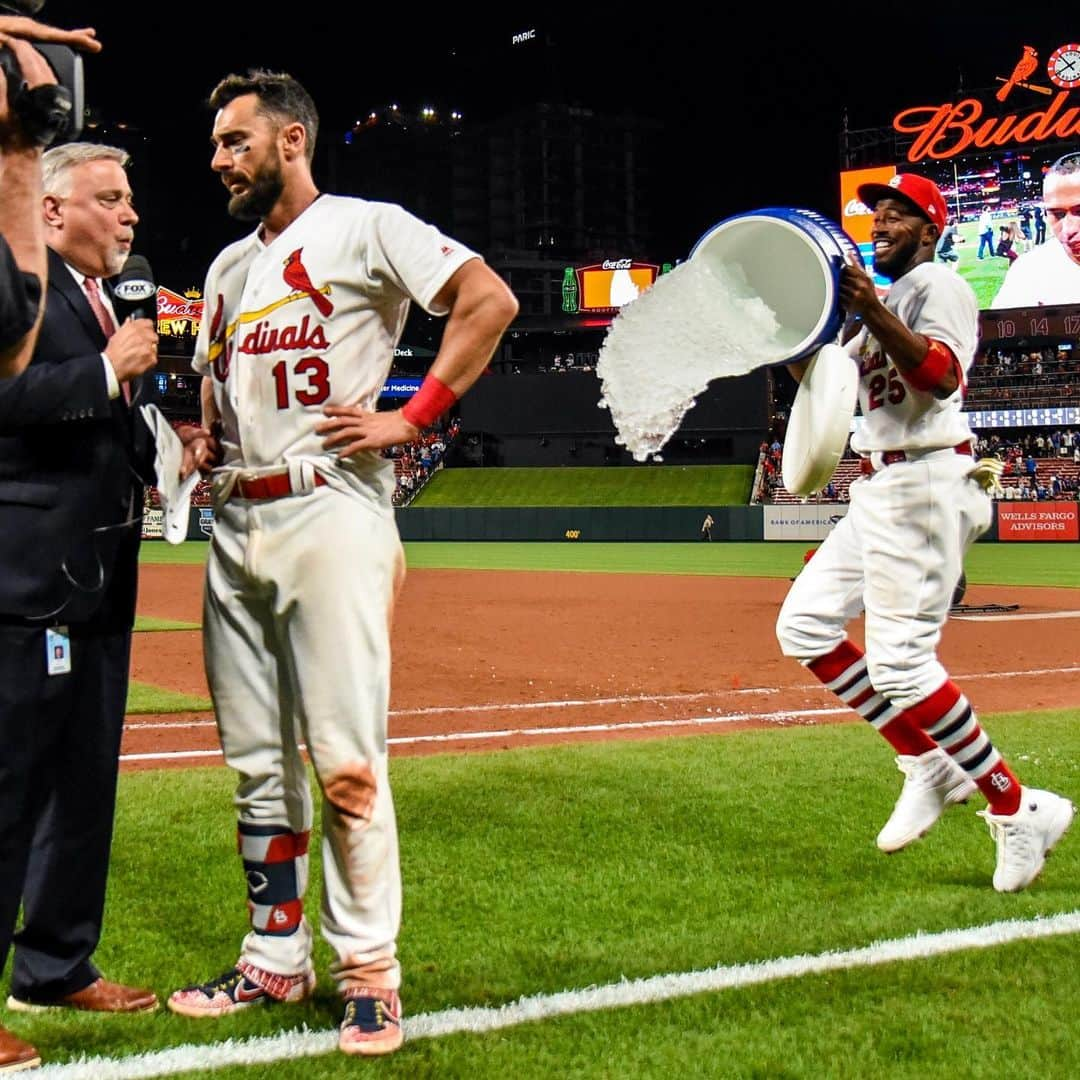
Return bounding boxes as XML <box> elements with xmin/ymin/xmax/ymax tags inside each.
<box><xmin>903</xmin><ymin>338</ymin><xmax>957</xmax><ymax>393</ymax></box>
<box><xmin>401</xmin><ymin>373</ymin><xmax>457</xmax><ymax>429</ymax></box>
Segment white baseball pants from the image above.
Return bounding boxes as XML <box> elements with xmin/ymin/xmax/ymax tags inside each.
<box><xmin>776</xmin><ymin>450</ymin><xmax>992</xmax><ymax>710</ymax></box>
<box><xmin>203</xmin><ymin>482</ymin><xmax>405</xmax><ymax>990</ymax></box>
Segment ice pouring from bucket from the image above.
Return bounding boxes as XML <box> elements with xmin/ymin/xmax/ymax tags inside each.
<box><xmin>688</xmin><ymin>207</ymin><xmax>864</xmax><ymax>365</ymax></box>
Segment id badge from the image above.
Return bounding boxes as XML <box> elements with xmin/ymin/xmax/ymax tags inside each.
<box><xmin>45</xmin><ymin>626</ymin><xmax>72</xmax><ymax>676</ymax></box>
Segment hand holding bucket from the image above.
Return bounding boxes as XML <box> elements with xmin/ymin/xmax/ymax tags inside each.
<box><xmin>688</xmin><ymin>207</ymin><xmax>865</xmax><ymax>364</ymax></box>
<box><xmin>596</xmin><ymin>207</ymin><xmax>864</xmax><ymax>462</ymax></box>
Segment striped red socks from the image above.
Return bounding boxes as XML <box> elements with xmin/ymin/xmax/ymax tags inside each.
<box><xmin>806</xmin><ymin>642</ymin><xmax>1021</xmax><ymax>814</ymax></box>
<box><xmin>898</xmin><ymin>680</ymin><xmax>1021</xmax><ymax>815</ymax></box>
<box><xmin>807</xmin><ymin>641</ymin><xmax>935</xmax><ymax>756</ymax></box>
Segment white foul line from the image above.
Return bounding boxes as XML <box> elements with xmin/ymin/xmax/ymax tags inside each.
<box><xmin>119</xmin><ymin>707</ymin><xmax>849</xmax><ymax>763</ymax></box>
<box><xmin>388</xmin><ymin>687</ymin><xmax>779</xmax><ymax>716</ymax></box>
<box><xmin>36</xmin><ymin>911</ymin><xmax>1080</xmax><ymax>1079</ymax></box>
<box><xmin>122</xmin><ymin>663</ymin><xmax>1080</xmax><ymax>733</ymax></box>
<box><xmin>122</xmin><ymin>689</ymin><xmax>779</xmax><ymax>730</ymax></box>
<box><xmin>951</xmin><ymin>610</ymin><xmax>1080</xmax><ymax>622</ymax></box>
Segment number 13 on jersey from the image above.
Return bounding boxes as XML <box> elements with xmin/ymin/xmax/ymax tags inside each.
<box><xmin>272</xmin><ymin>356</ymin><xmax>331</xmax><ymax>408</ymax></box>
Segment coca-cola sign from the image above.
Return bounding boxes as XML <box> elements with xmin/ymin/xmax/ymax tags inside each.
<box><xmin>574</xmin><ymin>261</ymin><xmax>659</xmax><ymax>313</ymax></box>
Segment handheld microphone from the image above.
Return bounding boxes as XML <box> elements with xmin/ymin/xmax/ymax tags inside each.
<box><xmin>111</xmin><ymin>255</ymin><xmax>157</xmax><ymax>325</ymax></box>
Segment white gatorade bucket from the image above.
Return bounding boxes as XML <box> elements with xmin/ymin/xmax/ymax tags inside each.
<box><xmin>689</xmin><ymin>207</ymin><xmax>864</xmax><ymax>364</ymax></box>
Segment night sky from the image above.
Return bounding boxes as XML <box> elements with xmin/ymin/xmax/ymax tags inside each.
<box><xmin>33</xmin><ymin>5</ymin><xmax>1080</xmax><ymax>288</ymax></box>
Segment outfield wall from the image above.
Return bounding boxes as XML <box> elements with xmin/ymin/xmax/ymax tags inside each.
<box><xmin>395</xmin><ymin>506</ymin><xmax>763</xmax><ymax>542</ymax></box>
<box><xmin>146</xmin><ymin>502</ymin><xmax>1080</xmax><ymax>543</ymax></box>
<box><xmin>146</xmin><ymin>505</ymin><xmax>763</xmax><ymax>542</ymax></box>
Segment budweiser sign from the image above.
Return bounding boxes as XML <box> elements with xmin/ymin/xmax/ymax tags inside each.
<box><xmin>895</xmin><ymin>92</ymin><xmax>1080</xmax><ymax>162</ymax></box>
<box><xmin>892</xmin><ymin>42</ymin><xmax>1080</xmax><ymax>161</ymax></box>
<box><xmin>156</xmin><ymin>286</ymin><xmax>204</xmax><ymax>333</ymax></box>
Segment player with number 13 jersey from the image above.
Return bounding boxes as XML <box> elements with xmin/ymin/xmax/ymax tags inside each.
<box><xmin>193</xmin><ymin>195</ymin><xmax>478</xmax><ymax>481</ymax></box>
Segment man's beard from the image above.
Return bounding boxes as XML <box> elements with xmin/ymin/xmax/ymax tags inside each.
<box><xmin>227</xmin><ymin>157</ymin><xmax>285</xmax><ymax>221</ymax></box>
<box><xmin>104</xmin><ymin>249</ymin><xmax>129</xmax><ymax>277</ymax></box>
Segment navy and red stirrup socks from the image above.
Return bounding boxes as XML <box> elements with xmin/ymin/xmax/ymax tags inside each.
<box><xmin>238</xmin><ymin>822</ymin><xmax>310</xmax><ymax>936</ymax></box>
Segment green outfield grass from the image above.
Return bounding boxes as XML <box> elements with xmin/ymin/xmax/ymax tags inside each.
<box><xmin>20</xmin><ymin>710</ymin><xmax>1080</xmax><ymax>1077</ymax></box>
<box><xmin>951</xmin><ymin>219</ymin><xmax>1037</xmax><ymax>310</ymax></box>
<box><xmin>141</xmin><ymin>540</ymin><xmax>1080</xmax><ymax>589</ymax></box>
<box><xmin>413</xmin><ymin>465</ymin><xmax>754</xmax><ymax>506</ymax></box>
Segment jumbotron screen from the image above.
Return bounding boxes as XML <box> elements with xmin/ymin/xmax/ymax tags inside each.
<box><xmin>840</xmin><ymin>148</ymin><xmax>1078</xmax><ymax>313</ymax></box>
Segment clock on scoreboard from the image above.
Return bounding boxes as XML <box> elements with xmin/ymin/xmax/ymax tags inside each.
<box><xmin>979</xmin><ymin>304</ymin><xmax>1080</xmax><ymax>344</ymax></box>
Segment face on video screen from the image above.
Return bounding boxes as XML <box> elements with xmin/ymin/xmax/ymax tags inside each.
<box><xmin>841</xmin><ymin>150</ymin><xmax>1080</xmax><ymax>312</ymax></box>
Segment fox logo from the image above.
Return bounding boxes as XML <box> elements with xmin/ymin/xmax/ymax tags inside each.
<box><xmin>283</xmin><ymin>248</ymin><xmax>334</xmax><ymax>317</ymax></box>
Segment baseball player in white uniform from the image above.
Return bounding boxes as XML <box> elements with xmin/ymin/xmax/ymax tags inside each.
<box><xmin>165</xmin><ymin>71</ymin><xmax>517</xmax><ymax>1057</ymax></box>
<box><xmin>776</xmin><ymin>174</ymin><xmax>1073</xmax><ymax>892</ymax></box>
<box><xmin>992</xmin><ymin>152</ymin><xmax>1080</xmax><ymax>308</ymax></box>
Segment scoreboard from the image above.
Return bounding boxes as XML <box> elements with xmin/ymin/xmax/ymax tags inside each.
<box><xmin>980</xmin><ymin>305</ymin><xmax>1080</xmax><ymax>344</ymax></box>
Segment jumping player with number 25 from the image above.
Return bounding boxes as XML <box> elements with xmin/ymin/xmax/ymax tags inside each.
<box><xmin>776</xmin><ymin>174</ymin><xmax>1072</xmax><ymax>893</ymax></box>
<box><xmin>166</xmin><ymin>70</ymin><xmax>517</xmax><ymax>1057</ymax></box>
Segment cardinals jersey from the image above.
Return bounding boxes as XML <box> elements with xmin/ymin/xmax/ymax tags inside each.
<box><xmin>847</xmin><ymin>262</ymin><xmax>979</xmax><ymax>455</ymax></box>
<box><xmin>193</xmin><ymin>194</ymin><xmax>479</xmax><ymax>476</ymax></box>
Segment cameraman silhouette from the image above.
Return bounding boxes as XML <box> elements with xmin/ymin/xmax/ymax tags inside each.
<box><xmin>0</xmin><ymin>11</ymin><xmax>98</xmax><ymax>377</ymax></box>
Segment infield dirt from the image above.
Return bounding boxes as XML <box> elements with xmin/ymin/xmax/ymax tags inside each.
<box><xmin>125</xmin><ymin>563</ymin><xmax>1080</xmax><ymax>767</ymax></box>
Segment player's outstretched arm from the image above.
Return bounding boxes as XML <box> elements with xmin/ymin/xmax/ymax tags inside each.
<box><xmin>319</xmin><ymin>260</ymin><xmax>518</xmax><ymax>456</ymax></box>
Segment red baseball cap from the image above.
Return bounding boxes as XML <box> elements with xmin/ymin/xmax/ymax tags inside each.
<box><xmin>857</xmin><ymin>174</ymin><xmax>948</xmax><ymax>231</ymax></box>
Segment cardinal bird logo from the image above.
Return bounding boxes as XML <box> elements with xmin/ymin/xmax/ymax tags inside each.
<box><xmin>995</xmin><ymin>46</ymin><xmax>1051</xmax><ymax>101</ymax></box>
<box><xmin>282</xmin><ymin>248</ymin><xmax>334</xmax><ymax>318</ymax></box>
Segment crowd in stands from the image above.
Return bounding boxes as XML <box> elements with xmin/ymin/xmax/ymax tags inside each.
<box><xmin>144</xmin><ymin>416</ymin><xmax>461</xmax><ymax>514</ymax></box>
<box><xmin>973</xmin><ymin>431</ymin><xmax>1080</xmax><ymax>501</ymax></box>
<box><xmin>755</xmin><ymin>429</ymin><xmax>1080</xmax><ymax>505</ymax></box>
<box><xmin>387</xmin><ymin>417</ymin><xmax>461</xmax><ymax>507</ymax></box>
<box><xmin>966</xmin><ymin>344</ymin><xmax>1078</xmax><ymax>409</ymax></box>
<box><xmin>486</xmin><ymin>350</ymin><xmax>599</xmax><ymax>375</ymax></box>
<box><xmin>975</xmin><ymin>428</ymin><xmax>1080</xmax><ymax>461</ymax></box>
<box><xmin>757</xmin><ymin>437</ymin><xmax>785</xmax><ymax>502</ymax></box>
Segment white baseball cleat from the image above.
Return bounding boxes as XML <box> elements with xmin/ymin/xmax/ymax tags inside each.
<box><xmin>876</xmin><ymin>748</ymin><xmax>978</xmax><ymax>853</ymax></box>
<box><xmin>979</xmin><ymin>787</ymin><xmax>1075</xmax><ymax>893</ymax></box>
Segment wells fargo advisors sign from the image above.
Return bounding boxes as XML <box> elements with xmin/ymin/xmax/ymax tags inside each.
<box><xmin>997</xmin><ymin>501</ymin><xmax>1079</xmax><ymax>542</ymax></box>
<box><xmin>894</xmin><ymin>42</ymin><xmax>1080</xmax><ymax>161</ymax></box>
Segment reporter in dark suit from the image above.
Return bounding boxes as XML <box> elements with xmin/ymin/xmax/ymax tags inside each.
<box><xmin>0</xmin><ymin>142</ymin><xmax>160</xmax><ymax>1045</ymax></box>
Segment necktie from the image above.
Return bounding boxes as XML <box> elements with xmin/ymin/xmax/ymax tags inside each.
<box><xmin>84</xmin><ymin>277</ymin><xmax>129</xmax><ymax>403</ymax></box>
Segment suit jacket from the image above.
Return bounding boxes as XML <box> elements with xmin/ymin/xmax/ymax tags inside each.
<box><xmin>0</xmin><ymin>248</ymin><xmax>159</xmax><ymax>629</ymax></box>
